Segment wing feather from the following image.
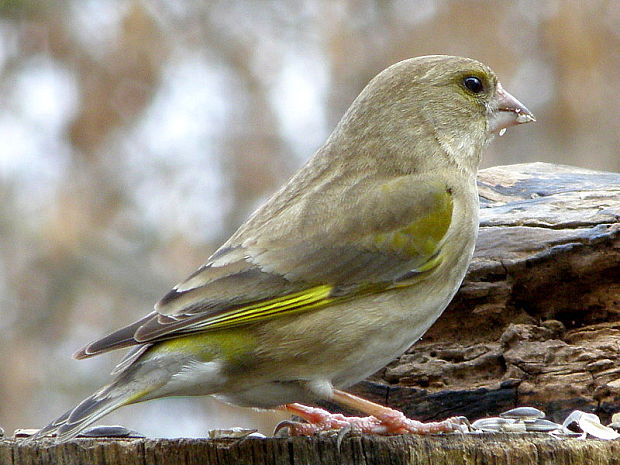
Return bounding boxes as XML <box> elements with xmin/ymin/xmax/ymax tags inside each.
<box><xmin>75</xmin><ymin>175</ymin><xmax>454</xmax><ymax>358</ymax></box>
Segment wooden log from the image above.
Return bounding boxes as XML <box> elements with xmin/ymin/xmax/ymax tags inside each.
<box><xmin>350</xmin><ymin>162</ymin><xmax>620</xmax><ymax>425</ymax></box>
<box><xmin>3</xmin><ymin>433</ymin><xmax>620</xmax><ymax>465</ymax></box>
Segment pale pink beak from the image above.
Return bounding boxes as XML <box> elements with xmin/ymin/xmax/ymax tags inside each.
<box><xmin>489</xmin><ymin>83</ymin><xmax>535</xmax><ymax>135</ymax></box>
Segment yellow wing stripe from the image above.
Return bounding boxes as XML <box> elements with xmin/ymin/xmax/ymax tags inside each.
<box><xmin>187</xmin><ymin>250</ymin><xmax>443</xmax><ymax>333</ymax></box>
<box><xmin>191</xmin><ymin>284</ymin><xmax>336</xmax><ymax>331</ymax></box>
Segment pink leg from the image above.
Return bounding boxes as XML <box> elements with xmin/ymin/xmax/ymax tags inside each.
<box><xmin>277</xmin><ymin>390</ymin><xmax>468</xmax><ymax>435</ymax></box>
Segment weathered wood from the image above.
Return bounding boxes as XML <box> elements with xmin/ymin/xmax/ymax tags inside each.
<box><xmin>351</xmin><ymin>162</ymin><xmax>620</xmax><ymax>425</ymax></box>
<box><xmin>4</xmin><ymin>434</ymin><xmax>620</xmax><ymax>465</ymax></box>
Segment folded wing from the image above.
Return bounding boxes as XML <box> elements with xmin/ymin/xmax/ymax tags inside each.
<box><xmin>75</xmin><ymin>174</ymin><xmax>453</xmax><ymax>360</ymax></box>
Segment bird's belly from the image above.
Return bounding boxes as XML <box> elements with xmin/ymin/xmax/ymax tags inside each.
<box><xmin>214</xmin><ymin>286</ymin><xmax>453</xmax><ymax>409</ymax></box>
<box><xmin>328</xmin><ymin>287</ymin><xmax>449</xmax><ymax>388</ymax></box>
<box><xmin>248</xmin><ymin>276</ymin><xmax>459</xmax><ymax>392</ymax></box>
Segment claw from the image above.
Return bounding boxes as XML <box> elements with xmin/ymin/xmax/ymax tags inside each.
<box><xmin>273</xmin><ymin>420</ymin><xmax>296</xmax><ymax>437</ymax></box>
<box><xmin>273</xmin><ymin>420</ymin><xmax>318</xmax><ymax>437</ymax></box>
<box><xmin>448</xmin><ymin>416</ymin><xmax>472</xmax><ymax>433</ymax></box>
<box><xmin>336</xmin><ymin>423</ymin><xmax>353</xmax><ymax>451</ymax></box>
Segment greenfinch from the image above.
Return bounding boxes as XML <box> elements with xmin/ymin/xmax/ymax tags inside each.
<box><xmin>36</xmin><ymin>55</ymin><xmax>534</xmax><ymax>441</ymax></box>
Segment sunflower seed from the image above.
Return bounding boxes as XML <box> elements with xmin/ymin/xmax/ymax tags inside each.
<box><xmin>207</xmin><ymin>428</ymin><xmax>259</xmax><ymax>439</ymax></box>
<box><xmin>524</xmin><ymin>419</ymin><xmax>562</xmax><ymax>432</ymax></box>
<box><xmin>471</xmin><ymin>417</ymin><xmax>526</xmax><ymax>432</ymax></box>
<box><xmin>13</xmin><ymin>429</ymin><xmax>40</xmax><ymax>438</ymax></box>
<box><xmin>79</xmin><ymin>425</ymin><xmax>145</xmax><ymax>438</ymax></box>
<box><xmin>562</xmin><ymin>410</ymin><xmax>620</xmax><ymax>440</ymax></box>
<box><xmin>500</xmin><ymin>407</ymin><xmax>545</xmax><ymax>420</ymax></box>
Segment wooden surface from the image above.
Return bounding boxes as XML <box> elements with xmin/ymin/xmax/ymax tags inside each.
<box><xmin>4</xmin><ymin>433</ymin><xmax>620</xmax><ymax>465</ymax></box>
<box><xmin>350</xmin><ymin>162</ymin><xmax>620</xmax><ymax>425</ymax></box>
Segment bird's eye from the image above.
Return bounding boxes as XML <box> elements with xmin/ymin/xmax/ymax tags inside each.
<box><xmin>463</xmin><ymin>76</ymin><xmax>484</xmax><ymax>94</ymax></box>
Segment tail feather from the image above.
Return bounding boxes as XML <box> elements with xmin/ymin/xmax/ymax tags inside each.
<box><xmin>59</xmin><ymin>391</ymin><xmax>136</xmax><ymax>441</ymax></box>
<box><xmin>35</xmin><ymin>335</ymin><xmax>207</xmax><ymax>442</ymax></box>
<box><xmin>33</xmin><ymin>381</ymin><xmax>153</xmax><ymax>442</ymax></box>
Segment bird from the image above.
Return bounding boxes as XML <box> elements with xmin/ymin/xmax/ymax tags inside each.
<box><xmin>34</xmin><ymin>55</ymin><xmax>534</xmax><ymax>441</ymax></box>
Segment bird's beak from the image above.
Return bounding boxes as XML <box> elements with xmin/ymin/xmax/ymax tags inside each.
<box><xmin>489</xmin><ymin>83</ymin><xmax>536</xmax><ymax>135</ymax></box>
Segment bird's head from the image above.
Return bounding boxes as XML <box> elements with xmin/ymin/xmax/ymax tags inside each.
<box><xmin>334</xmin><ymin>55</ymin><xmax>535</xmax><ymax>174</ymax></box>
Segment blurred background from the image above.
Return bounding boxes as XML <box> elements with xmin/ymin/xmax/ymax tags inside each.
<box><xmin>1</xmin><ymin>0</ymin><xmax>619</xmax><ymax>438</ymax></box>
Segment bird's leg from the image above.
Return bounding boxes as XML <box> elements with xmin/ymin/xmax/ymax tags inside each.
<box><xmin>276</xmin><ymin>403</ymin><xmax>381</xmax><ymax>435</ymax></box>
<box><xmin>276</xmin><ymin>390</ymin><xmax>469</xmax><ymax>436</ymax></box>
<box><xmin>331</xmin><ymin>389</ymin><xmax>469</xmax><ymax>434</ymax></box>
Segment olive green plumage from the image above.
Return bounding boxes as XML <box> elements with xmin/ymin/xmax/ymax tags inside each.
<box><xmin>36</xmin><ymin>55</ymin><xmax>534</xmax><ymax>441</ymax></box>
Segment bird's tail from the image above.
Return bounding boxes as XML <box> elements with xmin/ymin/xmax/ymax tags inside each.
<box><xmin>33</xmin><ymin>336</ymin><xmax>218</xmax><ymax>442</ymax></box>
<box><xmin>32</xmin><ymin>369</ymin><xmax>162</xmax><ymax>442</ymax></box>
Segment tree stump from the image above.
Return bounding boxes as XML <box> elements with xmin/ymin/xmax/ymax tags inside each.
<box><xmin>3</xmin><ymin>162</ymin><xmax>620</xmax><ymax>465</ymax></box>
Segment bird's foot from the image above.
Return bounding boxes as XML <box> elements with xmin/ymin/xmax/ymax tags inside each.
<box><xmin>277</xmin><ymin>403</ymin><xmax>468</xmax><ymax>436</ymax></box>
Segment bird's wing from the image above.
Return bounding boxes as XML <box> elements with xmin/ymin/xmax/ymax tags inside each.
<box><xmin>75</xmin><ymin>174</ymin><xmax>453</xmax><ymax>359</ymax></box>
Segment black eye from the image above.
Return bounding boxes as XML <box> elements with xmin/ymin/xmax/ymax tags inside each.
<box><xmin>463</xmin><ymin>76</ymin><xmax>484</xmax><ymax>94</ymax></box>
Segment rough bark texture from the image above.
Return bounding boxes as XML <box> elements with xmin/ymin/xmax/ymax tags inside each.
<box><xmin>349</xmin><ymin>162</ymin><xmax>620</xmax><ymax>426</ymax></box>
<box><xmin>4</xmin><ymin>434</ymin><xmax>620</xmax><ymax>465</ymax></box>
